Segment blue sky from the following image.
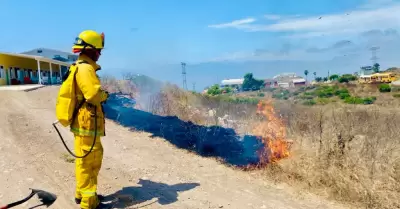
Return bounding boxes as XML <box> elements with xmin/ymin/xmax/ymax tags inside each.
<box><xmin>1</xmin><ymin>0</ymin><xmax>400</xmax><ymax>90</ymax></box>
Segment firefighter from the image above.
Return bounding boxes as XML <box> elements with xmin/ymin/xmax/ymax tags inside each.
<box><xmin>70</xmin><ymin>30</ymin><xmax>110</xmax><ymax>209</ymax></box>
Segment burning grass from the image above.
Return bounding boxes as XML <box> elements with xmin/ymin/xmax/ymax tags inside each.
<box><xmin>102</xmin><ymin>76</ymin><xmax>399</xmax><ymax>209</ymax></box>
<box><xmin>253</xmin><ymin>101</ymin><xmax>291</xmax><ymax>165</ymax></box>
<box><xmin>148</xmin><ymin>86</ymin><xmax>399</xmax><ymax>209</ymax></box>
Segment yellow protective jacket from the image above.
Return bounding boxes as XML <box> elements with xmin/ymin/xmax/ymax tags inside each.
<box><xmin>70</xmin><ymin>54</ymin><xmax>108</xmax><ymax>137</ymax></box>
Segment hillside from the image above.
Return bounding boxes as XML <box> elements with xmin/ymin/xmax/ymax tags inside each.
<box><xmin>0</xmin><ymin>86</ymin><xmax>350</xmax><ymax>209</ymax></box>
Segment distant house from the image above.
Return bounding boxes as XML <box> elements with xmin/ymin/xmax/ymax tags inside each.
<box><xmin>21</xmin><ymin>48</ymin><xmax>78</xmax><ymax>64</ymax></box>
<box><xmin>0</xmin><ymin>51</ymin><xmax>69</xmax><ymax>86</ymax></box>
<box><xmin>359</xmin><ymin>66</ymin><xmax>374</xmax><ymax>76</ymax></box>
<box><xmin>21</xmin><ymin>48</ymin><xmax>78</xmax><ymax>80</ymax></box>
<box><xmin>273</xmin><ymin>72</ymin><xmax>306</xmax><ymax>88</ymax></box>
<box><xmin>264</xmin><ymin>79</ymin><xmax>278</xmax><ymax>88</ymax></box>
<box><xmin>292</xmin><ymin>78</ymin><xmax>306</xmax><ymax>87</ymax></box>
<box><xmin>220</xmin><ymin>78</ymin><xmax>244</xmax><ymax>90</ymax></box>
<box><xmin>277</xmin><ymin>82</ymin><xmax>290</xmax><ymax>88</ymax></box>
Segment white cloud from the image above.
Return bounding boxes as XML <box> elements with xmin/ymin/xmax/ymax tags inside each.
<box><xmin>208</xmin><ymin>3</ymin><xmax>400</xmax><ymax>38</ymax></box>
<box><xmin>208</xmin><ymin>18</ymin><xmax>256</xmax><ymax>29</ymax></box>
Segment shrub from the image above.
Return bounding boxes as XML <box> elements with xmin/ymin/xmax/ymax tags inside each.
<box><xmin>393</xmin><ymin>93</ymin><xmax>400</xmax><ymax>98</ymax></box>
<box><xmin>335</xmin><ymin>88</ymin><xmax>349</xmax><ymax>95</ymax></box>
<box><xmin>339</xmin><ymin>92</ymin><xmax>351</xmax><ymax>99</ymax></box>
<box><xmin>379</xmin><ymin>84</ymin><xmax>391</xmax><ymax>92</ymax></box>
<box><xmin>344</xmin><ymin>96</ymin><xmax>364</xmax><ymax>104</ymax></box>
<box><xmin>272</xmin><ymin>89</ymin><xmax>291</xmax><ymax>100</ymax></box>
<box><xmin>338</xmin><ymin>77</ymin><xmax>349</xmax><ymax>83</ymax></box>
<box><xmin>207</xmin><ymin>84</ymin><xmax>222</xmax><ymax>96</ymax></box>
<box><xmin>363</xmin><ymin>97</ymin><xmax>375</xmax><ymax>104</ymax></box>
<box><xmin>257</xmin><ymin>92</ymin><xmax>265</xmax><ymax>97</ymax></box>
<box><xmin>315</xmin><ymin>87</ymin><xmax>334</xmax><ymax>98</ymax></box>
<box><xmin>344</xmin><ymin>96</ymin><xmax>376</xmax><ymax>105</ymax></box>
<box><xmin>302</xmin><ymin>99</ymin><xmax>316</xmax><ymax>106</ymax></box>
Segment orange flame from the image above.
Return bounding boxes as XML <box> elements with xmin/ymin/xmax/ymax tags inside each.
<box><xmin>253</xmin><ymin>100</ymin><xmax>291</xmax><ymax>166</ymax></box>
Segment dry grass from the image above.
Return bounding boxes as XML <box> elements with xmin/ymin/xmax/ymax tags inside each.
<box><xmin>145</xmin><ymin>84</ymin><xmax>259</xmax><ymax>132</ymax></box>
<box><xmin>275</xmin><ymin>102</ymin><xmax>400</xmax><ymax>209</ymax></box>
<box><xmin>102</xmin><ymin>76</ymin><xmax>400</xmax><ymax>208</ymax></box>
<box><xmin>152</xmin><ymin>86</ymin><xmax>400</xmax><ymax>208</ymax></box>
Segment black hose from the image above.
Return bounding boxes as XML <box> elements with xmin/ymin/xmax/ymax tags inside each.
<box><xmin>52</xmin><ymin>105</ymin><xmax>97</xmax><ymax>158</ymax></box>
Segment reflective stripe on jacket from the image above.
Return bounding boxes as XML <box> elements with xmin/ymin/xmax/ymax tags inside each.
<box><xmin>70</xmin><ymin>54</ymin><xmax>108</xmax><ymax>137</ymax></box>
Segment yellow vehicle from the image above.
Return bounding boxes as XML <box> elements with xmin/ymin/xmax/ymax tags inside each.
<box><xmin>370</xmin><ymin>73</ymin><xmax>397</xmax><ymax>83</ymax></box>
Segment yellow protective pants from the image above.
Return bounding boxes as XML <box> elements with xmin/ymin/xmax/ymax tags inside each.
<box><xmin>74</xmin><ymin>135</ymin><xmax>103</xmax><ymax>209</ymax></box>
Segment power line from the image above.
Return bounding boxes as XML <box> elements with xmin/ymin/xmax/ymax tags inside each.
<box><xmin>181</xmin><ymin>62</ymin><xmax>187</xmax><ymax>90</ymax></box>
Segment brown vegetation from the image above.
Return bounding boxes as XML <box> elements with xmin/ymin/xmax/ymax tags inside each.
<box><xmin>102</xmin><ymin>76</ymin><xmax>400</xmax><ymax>209</ymax></box>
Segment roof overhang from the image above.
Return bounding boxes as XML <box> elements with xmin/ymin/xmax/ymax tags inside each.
<box><xmin>0</xmin><ymin>52</ymin><xmax>71</xmax><ymax>66</ymax></box>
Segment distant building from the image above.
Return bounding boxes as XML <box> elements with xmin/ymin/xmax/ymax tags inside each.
<box><xmin>291</xmin><ymin>78</ymin><xmax>306</xmax><ymax>87</ymax></box>
<box><xmin>21</xmin><ymin>48</ymin><xmax>78</xmax><ymax>63</ymax></box>
<box><xmin>21</xmin><ymin>48</ymin><xmax>78</xmax><ymax>81</ymax></box>
<box><xmin>0</xmin><ymin>51</ymin><xmax>69</xmax><ymax>86</ymax></box>
<box><xmin>273</xmin><ymin>72</ymin><xmax>306</xmax><ymax>88</ymax></box>
<box><xmin>273</xmin><ymin>72</ymin><xmax>297</xmax><ymax>79</ymax></box>
<box><xmin>263</xmin><ymin>79</ymin><xmax>278</xmax><ymax>88</ymax></box>
<box><xmin>220</xmin><ymin>78</ymin><xmax>243</xmax><ymax>90</ymax></box>
<box><xmin>359</xmin><ymin>66</ymin><xmax>374</xmax><ymax>76</ymax></box>
<box><xmin>277</xmin><ymin>82</ymin><xmax>290</xmax><ymax>88</ymax></box>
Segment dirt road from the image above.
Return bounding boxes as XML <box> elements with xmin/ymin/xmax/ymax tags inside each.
<box><xmin>0</xmin><ymin>87</ymin><xmax>350</xmax><ymax>209</ymax></box>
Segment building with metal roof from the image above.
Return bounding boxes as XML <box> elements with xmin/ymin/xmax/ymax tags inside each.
<box><xmin>0</xmin><ymin>50</ymin><xmax>70</xmax><ymax>86</ymax></box>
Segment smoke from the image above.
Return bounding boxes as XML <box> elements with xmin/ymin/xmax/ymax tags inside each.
<box><xmin>103</xmin><ymin>94</ymin><xmax>268</xmax><ymax>167</ymax></box>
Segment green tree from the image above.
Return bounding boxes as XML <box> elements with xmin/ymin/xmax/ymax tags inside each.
<box><xmin>304</xmin><ymin>70</ymin><xmax>309</xmax><ymax>82</ymax></box>
<box><xmin>207</xmin><ymin>84</ymin><xmax>222</xmax><ymax>96</ymax></box>
<box><xmin>329</xmin><ymin>74</ymin><xmax>339</xmax><ymax>81</ymax></box>
<box><xmin>373</xmin><ymin>63</ymin><xmax>380</xmax><ymax>73</ymax></box>
<box><xmin>242</xmin><ymin>73</ymin><xmax>264</xmax><ymax>91</ymax></box>
<box><xmin>315</xmin><ymin>77</ymin><xmax>323</xmax><ymax>82</ymax></box>
<box><xmin>323</xmin><ymin>77</ymin><xmax>328</xmax><ymax>82</ymax></box>
<box><xmin>313</xmin><ymin>72</ymin><xmax>317</xmax><ymax>80</ymax></box>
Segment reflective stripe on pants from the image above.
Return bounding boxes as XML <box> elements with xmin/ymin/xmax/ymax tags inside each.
<box><xmin>74</xmin><ymin>135</ymin><xmax>103</xmax><ymax>209</ymax></box>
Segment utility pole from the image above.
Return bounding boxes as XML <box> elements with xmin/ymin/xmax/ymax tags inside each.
<box><xmin>370</xmin><ymin>46</ymin><xmax>379</xmax><ymax>65</ymax></box>
<box><xmin>181</xmin><ymin>62</ymin><xmax>187</xmax><ymax>90</ymax></box>
<box><xmin>192</xmin><ymin>82</ymin><xmax>196</xmax><ymax>92</ymax></box>
<box><xmin>327</xmin><ymin>70</ymin><xmax>330</xmax><ymax>80</ymax></box>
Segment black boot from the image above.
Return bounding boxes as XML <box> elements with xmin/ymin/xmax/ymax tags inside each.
<box><xmin>75</xmin><ymin>194</ymin><xmax>105</xmax><ymax>204</ymax></box>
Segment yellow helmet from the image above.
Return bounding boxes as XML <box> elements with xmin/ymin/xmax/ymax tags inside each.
<box><xmin>72</xmin><ymin>30</ymin><xmax>104</xmax><ymax>52</ymax></box>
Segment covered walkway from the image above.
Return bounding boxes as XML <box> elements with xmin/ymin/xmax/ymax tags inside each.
<box><xmin>0</xmin><ymin>52</ymin><xmax>70</xmax><ymax>86</ymax></box>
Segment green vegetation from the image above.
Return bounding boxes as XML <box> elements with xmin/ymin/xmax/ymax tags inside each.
<box><xmin>373</xmin><ymin>63</ymin><xmax>380</xmax><ymax>73</ymax></box>
<box><xmin>393</xmin><ymin>93</ymin><xmax>400</xmax><ymax>98</ymax></box>
<box><xmin>378</xmin><ymin>83</ymin><xmax>391</xmax><ymax>92</ymax></box>
<box><xmin>272</xmin><ymin>89</ymin><xmax>290</xmax><ymax>100</ymax></box>
<box><xmin>338</xmin><ymin>74</ymin><xmax>357</xmax><ymax>83</ymax></box>
<box><xmin>344</xmin><ymin>96</ymin><xmax>376</xmax><ymax>104</ymax></box>
<box><xmin>329</xmin><ymin>74</ymin><xmax>339</xmax><ymax>81</ymax></box>
<box><xmin>218</xmin><ymin>95</ymin><xmax>260</xmax><ymax>105</ymax></box>
<box><xmin>207</xmin><ymin>84</ymin><xmax>222</xmax><ymax>96</ymax></box>
<box><xmin>296</xmin><ymin>85</ymin><xmax>375</xmax><ymax>105</ymax></box>
<box><xmin>242</xmin><ymin>73</ymin><xmax>264</xmax><ymax>91</ymax></box>
<box><xmin>302</xmin><ymin>99</ymin><xmax>316</xmax><ymax>106</ymax></box>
